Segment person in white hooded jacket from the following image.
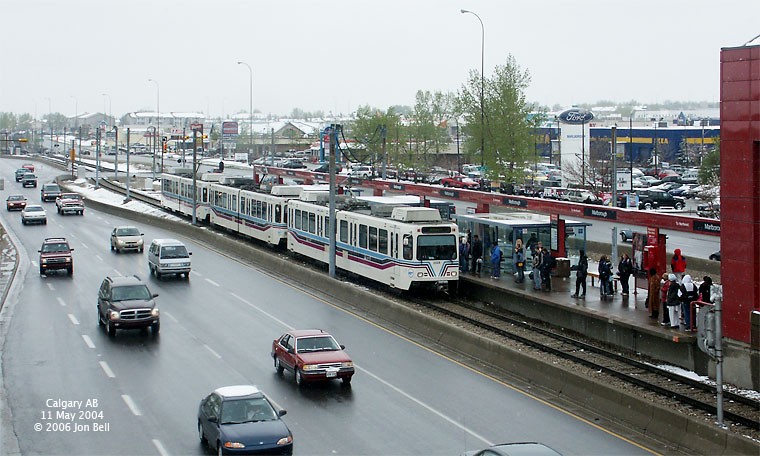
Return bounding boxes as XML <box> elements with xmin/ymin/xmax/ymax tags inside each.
<box><xmin>678</xmin><ymin>274</ymin><xmax>699</xmax><ymax>331</ymax></box>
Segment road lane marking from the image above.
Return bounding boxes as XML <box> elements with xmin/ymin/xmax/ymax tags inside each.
<box><xmin>31</xmin><ymin>261</ymin><xmax>38</xmax><ymax>267</ymax></box>
<box><xmin>46</xmin><ymin>283</ymin><xmax>55</xmax><ymax>291</ymax></box>
<box><xmin>121</xmin><ymin>395</ymin><xmax>142</xmax><ymax>416</ymax></box>
<box><xmin>95</xmin><ymin>254</ymin><xmax>104</xmax><ymax>262</ymax></box>
<box><xmin>99</xmin><ymin>361</ymin><xmax>115</xmax><ymax>378</ymax></box>
<box><xmin>57</xmin><ymin>297</ymin><xmax>66</xmax><ymax>307</ymax></box>
<box><xmin>80</xmin><ymin>242</ymin><xmax>88</xmax><ymax>249</ymax></box>
<box><xmin>230</xmin><ymin>292</ymin><xmax>293</xmax><ymax>330</ymax></box>
<box><xmin>162</xmin><ymin>311</ymin><xmax>178</xmax><ymax>323</ymax></box>
<box><xmin>191</xmin><ymin>270</ymin><xmax>202</xmax><ymax>277</ymax></box>
<box><xmin>204</xmin><ymin>344</ymin><xmax>222</xmax><ymax>359</ymax></box>
<box><xmin>204</xmin><ymin>278</ymin><xmax>220</xmax><ymax>287</ymax></box>
<box><xmin>67</xmin><ymin>314</ymin><xmax>79</xmax><ymax>325</ymax></box>
<box><xmin>82</xmin><ymin>335</ymin><xmax>95</xmax><ymax>349</ymax></box>
<box><xmin>113</xmin><ymin>269</ymin><xmax>122</xmax><ymax>276</ymax></box>
<box><xmin>152</xmin><ymin>439</ymin><xmax>170</xmax><ymax>456</ymax></box>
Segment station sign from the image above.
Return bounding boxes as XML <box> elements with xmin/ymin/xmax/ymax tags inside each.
<box><xmin>502</xmin><ymin>197</ymin><xmax>528</xmax><ymax>208</ymax></box>
<box><xmin>693</xmin><ymin>220</ymin><xmax>721</xmax><ymax>234</ymax></box>
<box><xmin>222</xmin><ymin>121</ymin><xmax>239</xmax><ymax>135</ymax></box>
<box><xmin>582</xmin><ymin>207</ymin><xmax>616</xmax><ymax>220</ymax></box>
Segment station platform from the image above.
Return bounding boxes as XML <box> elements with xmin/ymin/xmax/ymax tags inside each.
<box><xmin>459</xmin><ymin>268</ymin><xmax>705</xmax><ymax>374</ymax></box>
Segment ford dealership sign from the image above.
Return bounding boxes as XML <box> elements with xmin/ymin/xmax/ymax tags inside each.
<box><xmin>558</xmin><ymin>109</ymin><xmax>594</xmax><ymax>125</ymax></box>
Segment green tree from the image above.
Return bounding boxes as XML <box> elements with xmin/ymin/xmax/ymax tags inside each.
<box><xmin>0</xmin><ymin>112</ymin><xmax>17</xmax><ymax>130</ymax></box>
<box><xmin>698</xmin><ymin>138</ymin><xmax>720</xmax><ymax>186</ymax></box>
<box><xmin>348</xmin><ymin>105</ymin><xmax>402</xmax><ymax>167</ymax></box>
<box><xmin>457</xmin><ymin>55</ymin><xmax>546</xmax><ymax>183</ymax></box>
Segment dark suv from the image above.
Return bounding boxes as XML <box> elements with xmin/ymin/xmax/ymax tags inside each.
<box><xmin>97</xmin><ymin>275</ymin><xmax>160</xmax><ymax>337</ymax></box>
<box><xmin>38</xmin><ymin>237</ymin><xmax>74</xmax><ymax>276</ymax></box>
<box><xmin>21</xmin><ymin>173</ymin><xmax>38</xmax><ymax>188</ymax></box>
<box><xmin>636</xmin><ymin>189</ymin><xmax>685</xmax><ymax>210</ymax></box>
<box><xmin>41</xmin><ymin>183</ymin><xmax>62</xmax><ymax>202</ymax></box>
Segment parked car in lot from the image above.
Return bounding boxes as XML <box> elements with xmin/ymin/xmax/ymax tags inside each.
<box><xmin>21</xmin><ymin>204</ymin><xmax>47</xmax><ymax>225</ymax></box>
<box><xmin>197</xmin><ymin>385</ymin><xmax>293</xmax><ymax>456</ymax></box>
<box><xmin>280</xmin><ymin>159</ymin><xmax>307</xmax><ymax>169</ymax></box>
<box><xmin>97</xmin><ymin>275</ymin><xmax>159</xmax><ymax>336</ymax></box>
<box><xmin>709</xmin><ymin>250</ymin><xmax>721</xmax><ymax>261</ymax></box>
<box><xmin>347</xmin><ymin>165</ymin><xmax>373</xmax><ymax>179</ymax></box>
<box><xmin>38</xmin><ymin>237</ymin><xmax>73</xmax><ymax>275</ymax></box>
<box><xmin>6</xmin><ymin>195</ymin><xmax>27</xmax><ymax>211</ymax></box>
<box><xmin>440</xmin><ymin>175</ymin><xmax>479</xmax><ymax>189</ymax></box>
<box><xmin>312</xmin><ymin>163</ymin><xmax>342</xmax><ymax>173</ymax></box>
<box><xmin>620</xmin><ymin>229</ymin><xmax>634</xmax><ymax>242</ymax></box>
<box><xmin>21</xmin><ymin>173</ymin><xmax>37</xmax><ymax>188</ymax></box>
<box><xmin>110</xmin><ymin>226</ymin><xmax>145</xmax><ymax>253</ymax></box>
<box><xmin>564</xmin><ymin>190</ymin><xmax>602</xmax><ymax>204</ymax></box>
<box><xmin>697</xmin><ymin>201</ymin><xmax>720</xmax><ymax>219</ymax></box>
<box><xmin>40</xmin><ymin>183</ymin><xmax>62</xmax><ymax>201</ymax></box>
<box><xmin>636</xmin><ymin>189</ymin><xmax>685</xmax><ymax>210</ymax></box>
<box><xmin>55</xmin><ymin>193</ymin><xmax>84</xmax><ymax>215</ymax></box>
<box><xmin>271</xmin><ymin>329</ymin><xmax>354</xmax><ymax>386</ymax></box>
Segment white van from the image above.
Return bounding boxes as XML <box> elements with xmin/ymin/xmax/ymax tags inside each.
<box><xmin>148</xmin><ymin>239</ymin><xmax>192</xmax><ymax>279</ymax></box>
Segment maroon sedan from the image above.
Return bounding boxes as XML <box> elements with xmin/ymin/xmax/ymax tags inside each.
<box><xmin>6</xmin><ymin>195</ymin><xmax>27</xmax><ymax>211</ymax></box>
<box><xmin>271</xmin><ymin>329</ymin><xmax>354</xmax><ymax>386</ymax></box>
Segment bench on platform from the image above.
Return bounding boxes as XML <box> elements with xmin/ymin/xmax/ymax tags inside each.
<box><xmin>587</xmin><ymin>271</ymin><xmax>619</xmax><ymax>292</ymax></box>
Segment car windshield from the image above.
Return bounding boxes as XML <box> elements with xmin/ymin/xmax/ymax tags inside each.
<box><xmin>42</xmin><ymin>243</ymin><xmax>69</xmax><ymax>253</ymax></box>
<box><xmin>8</xmin><ymin>196</ymin><xmax>24</xmax><ymax>201</ymax></box>
<box><xmin>220</xmin><ymin>397</ymin><xmax>277</xmax><ymax>424</ymax></box>
<box><xmin>296</xmin><ymin>336</ymin><xmax>340</xmax><ymax>353</ymax></box>
<box><xmin>160</xmin><ymin>245</ymin><xmax>188</xmax><ymax>258</ymax></box>
<box><xmin>61</xmin><ymin>194</ymin><xmax>81</xmax><ymax>200</ymax></box>
<box><xmin>26</xmin><ymin>206</ymin><xmax>43</xmax><ymax>212</ymax></box>
<box><xmin>43</xmin><ymin>185</ymin><xmax>59</xmax><ymax>191</ymax></box>
<box><xmin>116</xmin><ymin>227</ymin><xmax>141</xmax><ymax>236</ymax></box>
<box><xmin>111</xmin><ymin>285</ymin><xmax>152</xmax><ymax>301</ymax></box>
<box><xmin>416</xmin><ymin>234</ymin><xmax>457</xmax><ymax>261</ymax></box>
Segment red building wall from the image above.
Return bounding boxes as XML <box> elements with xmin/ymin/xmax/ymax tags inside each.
<box><xmin>720</xmin><ymin>45</ymin><xmax>760</xmax><ymax>343</ymax></box>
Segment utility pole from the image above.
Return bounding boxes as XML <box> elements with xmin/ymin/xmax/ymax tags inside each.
<box><xmin>192</xmin><ymin>128</ymin><xmax>198</xmax><ymax>225</ymax></box>
<box><xmin>95</xmin><ymin>126</ymin><xmax>101</xmax><ymax>189</ymax></box>
<box><xmin>125</xmin><ymin>128</ymin><xmax>131</xmax><ymax>201</ymax></box>
<box><xmin>380</xmin><ymin>124</ymin><xmax>387</xmax><ymax>179</ymax></box>
<box><xmin>113</xmin><ymin>126</ymin><xmax>119</xmax><ymax>180</ymax></box>
<box><xmin>328</xmin><ymin>124</ymin><xmax>337</xmax><ymax>279</ymax></box>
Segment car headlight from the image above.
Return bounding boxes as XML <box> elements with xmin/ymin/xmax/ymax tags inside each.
<box><xmin>151</xmin><ymin>308</ymin><xmax>160</xmax><ymax>317</ymax></box>
<box><xmin>302</xmin><ymin>364</ymin><xmax>317</xmax><ymax>371</ymax></box>
<box><xmin>341</xmin><ymin>362</ymin><xmax>354</xmax><ymax>368</ymax></box>
<box><xmin>109</xmin><ymin>310</ymin><xmax>120</xmax><ymax>321</ymax></box>
<box><xmin>40</xmin><ymin>259</ymin><xmax>47</xmax><ymax>264</ymax></box>
<box><xmin>223</xmin><ymin>441</ymin><xmax>245</xmax><ymax>449</ymax></box>
<box><xmin>277</xmin><ymin>435</ymin><xmax>293</xmax><ymax>445</ymax></box>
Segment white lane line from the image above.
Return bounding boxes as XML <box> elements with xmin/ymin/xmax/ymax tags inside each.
<box><xmin>230</xmin><ymin>292</ymin><xmax>293</xmax><ymax>330</ymax></box>
<box><xmin>57</xmin><ymin>297</ymin><xmax>66</xmax><ymax>307</ymax></box>
<box><xmin>152</xmin><ymin>439</ymin><xmax>170</xmax><ymax>456</ymax></box>
<box><xmin>113</xmin><ymin>269</ymin><xmax>122</xmax><ymax>276</ymax></box>
<box><xmin>358</xmin><ymin>365</ymin><xmax>493</xmax><ymax>446</ymax></box>
<box><xmin>67</xmin><ymin>314</ymin><xmax>80</xmax><ymax>325</ymax></box>
<box><xmin>204</xmin><ymin>344</ymin><xmax>222</xmax><ymax>359</ymax></box>
<box><xmin>95</xmin><ymin>254</ymin><xmax>104</xmax><ymax>262</ymax></box>
<box><xmin>190</xmin><ymin>270</ymin><xmax>202</xmax><ymax>277</ymax></box>
<box><xmin>31</xmin><ymin>261</ymin><xmax>38</xmax><ymax>267</ymax></box>
<box><xmin>121</xmin><ymin>394</ymin><xmax>142</xmax><ymax>416</ymax></box>
<box><xmin>204</xmin><ymin>278</ymin><xmax>220</xmax><ymax>287</ymax></box>
<box><xmin>80</xmin><ymin>242</ymin><xmax>88</xmax><ymax>249</ymax></box>
<box><xmin>82</xmin><ymin>335</ymin><xmax>95</xmax><ymax>349</ymax></box>
<box><xmin>46</xmin><ymin>283</ymin><xmax>55</xmax><ymax>291</ymax></box>
<box><xmin>162</xmin><ymin>311</ymin><xmax>178</xmax><ymax>323</ymax></box>
<box><xmin>99</xmin><ymin>361</ymin><xmax>115</xmax><ymax>378</ymax></box>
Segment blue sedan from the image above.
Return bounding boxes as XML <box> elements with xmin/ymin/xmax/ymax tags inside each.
<box><xmin>198</xmin><ymin>385</ymin><xmax>293</xmax><ymax>455</ymax></box>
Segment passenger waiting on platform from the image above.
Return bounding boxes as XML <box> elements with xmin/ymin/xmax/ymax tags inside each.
<box><xmin>526</xmin><ymin>233</ymin><xmax>538</xmax><ymax>255</ymax></box>
<box><xmin>678</xmin><ymin>275</ymin><xmax>699</xmax><ymax>332</ymax></box>
<box><xmin>699</xmin><ymin>276</ymin><xmax>713</xmax><ymax>303</ymax></box>
<box><xmin>598</xmin><ymin>255</ymin><xmax>613</xmax><ymax>297</ymax></box>
<box><xmin>665</xmin><ymin>273</ymin><xmax>681</xmax><ymax>329</ymax></box>
<box><xmin>618</xmin><ymin>253</ymin><xmax>633</xmax><ymax>296</ymax></box>
<box><xmin>660</xmin><ymin>274</ymin><xmax>672</xmax><ymax>326</ymax></box>
<box><xmin>646</xmin><ymin>268</ymin><xmax>661</xmax><ymax>319</ymax></box>
<box><xmin>571</xmin><ymin>250</ymin><xmax>588</xmax><ymax>298</ymax></box>
<box><xmin>490</xmin><ymin>241</ymin><xmax>502</xmax><ymax>279</ymax></box>
<box><xmin>459</xmin><ymin>237</ymin><xmax>470</xmax><ymax>273</ymax></box>
<box><xmin>470</xmin><ymin>235</ymin><xmax>483</xmax><ymax>276</ymax></box>
<box><xmin>540</xmin><ymin>247</ymin><xmax>556</xmax><ymax>291</ymax></box>
<box><xmin>531</xmin><ymin>241</ymin><xmax>543</xmax><ymax>290</ymax></box>
<box><xmin>513</xmin><ymin>239</ymin><xmax>525</xmax><ymax>283</ymax></box>
<box><xmin>670</xmin><ymin>248</ymin><xmax>687</xmax><ymax>283</ymax></box>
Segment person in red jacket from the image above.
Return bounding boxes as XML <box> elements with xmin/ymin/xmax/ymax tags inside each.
<box><xmin>670</xmin><ymin>248</ymin><xmax>687</xmax><ymax>283</ymax></box>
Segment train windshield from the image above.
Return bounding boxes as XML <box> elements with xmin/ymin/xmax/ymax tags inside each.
<box><xmin>416</xmin><ymin>234</ymin><xmax>457</xmax><ymax>261</ymax></box>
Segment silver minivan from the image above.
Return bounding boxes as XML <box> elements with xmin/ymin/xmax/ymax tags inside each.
<box><xmin>147</xmin><ymin>239</ymin><xmax>192</xmax><ymax>279</ymax></box>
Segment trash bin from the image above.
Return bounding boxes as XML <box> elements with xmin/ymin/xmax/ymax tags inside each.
<box><xmin>553</xmin><ymin>257</ymin><xmax>571</xmax><ymax>277</ymax></box>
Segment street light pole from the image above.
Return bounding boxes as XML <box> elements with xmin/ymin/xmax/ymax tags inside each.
<box><xmin>237</xmin><ymin>61</ymin><xmax>253</xmax><ymax>157</ymax></box>
<box><xmin>461</xmin><ymin>9</ymin><xmax>485</xmax><ymax>190</ymax></box>
<box><xmin>148</xmin><ymin>79</ymin><xmax>160</xmax><ymax>177</ymax></box>
<box><xmin>44</xmin><ymin>97</ymin><xmax>52</xmax><ymax>155</ymax></box>
<box><xmin>629</xmin><ymin>110</ymin><xmax>635</xmax><ymax>194</ymax></box>
<box><xmin>70</xmin><ymin>96</ymin><xmax>78</xmax><ymax>157</ymax></box>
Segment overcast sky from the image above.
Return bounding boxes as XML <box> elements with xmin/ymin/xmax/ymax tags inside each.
<box><xmin>1</xmin><ymin>0</ymin><xmax>757</xmax><ymax>119</ymax></box>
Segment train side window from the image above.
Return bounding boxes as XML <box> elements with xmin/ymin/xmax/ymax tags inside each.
<box><xmin>276</xmin><ymin>205</ymin><xmax>282</xmax><ymax>223</ymax></box>
<box><xmin>339</xmin><ymin>220</ymin><xmax>348</xmax><ymax>243</ymax></box>
<box><xmin>301</xmin><ymin>211</ymin><xmax>308</xmax><ymax>232</ymax></box>
<box><xmin>369</xmin><ymin>227</ymin><xmax>378</xmax><ymax>252</ymax></box>
<box><xmin>403</xmin><ymin>234</ymin><xmax>413</xmax><ymax>260</ymax></box>
<box><xmin>202</xmin><ymin>188</ymin><xmax>208</xmax><ymax>203</ymax></box>
<box><xmin>358</xmin><ymin>224</ymin><xmax>368</xmax><ymax>249</ymax></box>
<box><xmin>379</xmin><ymin>229</ymin><xmax>388</xmax><ymax>254</ymax></box>
<box><xmin>263</xmin><ymin>202</ymin><xmax>268</xmax><ymax>220</ymax></box>
<box><xmin>295</xmin><ymin>209</ymin><xmax>302</xmax><ymax>230</ymax></box>
<box><xmin>308</xmin><ymin>213</ymin><xmax>316</xmax><ymax>234</ymax></box>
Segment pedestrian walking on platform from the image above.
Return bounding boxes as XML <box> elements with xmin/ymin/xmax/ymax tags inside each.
<box><xmin>514</xmin><ymin>239</ymin><xmax>525</xmax><ymax>283</ymax></box>
<box><xmin>670</xmin><ymin>248</ymin><xmax>687</xmax><ymax>283</ymax></box>
<box><xmin>618</xmin><ymin>253</ymin><xmax>633</xmax><ymax>296</ymax></box>
<box><xmin>571</xmin><ymin>250</ymin><xmax>588</xmax><ymax>298</ymax></box>
<box><xmin>660</xmin><ymin>274</ymin><xmax>671</xmax><ymax>326</ymax></box>
<box><xmin>647</xmin><ymin>268</ymin><xmax>661</xmax><ymax>319</ymax></box>
<box><xmin>490</xmin><ymin>241</ymin><xmax>502</xmax><ymax>279</ymax></box>
<box><xmin>459</xmin><ymin>236</ymin><xmax>470</xmax><ymax>273</ymax></box>
<box><xmin>665</xmin><ymin>273</ymin><xmax>681</xmax><ymax>328</ymax></box>
<box><xmin>532</xmin><ymin>241</ymin><xmax>543</xmax><ymax>290</ymax></box>
<box><xmin>470</xmin><ymin>234</ymin><xmax>483</xmax><ymax>276</ymax></box>
<box><xmin>679</xmin><ymin>275</ymin><xmax>699</xmax><ymax>332</ymax></box>
<box><xmin>540</xmin><ymin>247</ymin><xmax>556</xmax><ymax>291</ymax></box>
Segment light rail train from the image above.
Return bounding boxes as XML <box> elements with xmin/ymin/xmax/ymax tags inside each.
<box><xmin>160</xmin><ymin>173</ymin><xmax>459</xmax><ymax>290</ymax></box>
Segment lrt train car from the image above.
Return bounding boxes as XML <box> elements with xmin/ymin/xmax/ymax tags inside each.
<box><xmin>161</xmin><ymin>173</ymin><xmax>212</xmax><ymax>222</ymax></box>
<box><xmin>287</xmin><ymin>193</ymin><xmax>459</xmax><ymax>291</ymax></box>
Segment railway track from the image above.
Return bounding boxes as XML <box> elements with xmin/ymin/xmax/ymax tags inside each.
<box><xmin>407</xmin><ymin>294</ymin><xmax>759</xmax><ymax>432</ymax></box>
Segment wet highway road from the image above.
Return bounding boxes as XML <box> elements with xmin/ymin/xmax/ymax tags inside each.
<box><xmin>0</xmin><ymin>159</ymin><xmax>654</xmax><ymax>455</ymax></box>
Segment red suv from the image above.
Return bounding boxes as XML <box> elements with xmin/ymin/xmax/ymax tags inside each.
<box><xmin>38</xmin><ymin>237</ymin><xmax>74</xmax><ymax>276</ymax></box>
<box><xmin>271</xmin><ymin>329</ymin><xmax>354</xmax><ymax>386</ymax></box>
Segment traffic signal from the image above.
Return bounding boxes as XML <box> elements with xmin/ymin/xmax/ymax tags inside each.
<box><xmin>162</xmin><ymin>141</ymin><xmax>168</xmax><ymax>152</ymax></box>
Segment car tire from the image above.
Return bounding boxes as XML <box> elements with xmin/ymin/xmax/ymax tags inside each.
<box><xmin>39</xmin><ymin>267</ymin><xmax>44</xmax><ymax>275</ymax></box>
<box><xmin>98</xmin><ymin>309</ymin><xmax>104</xmax><ymax>327</ymax></box>
<box><xmin>295</xmin><ymin>368</ymin><xmax>304</xmax><ymax>387</ymax></box>
<box><xmin>151</xmin><ymin>321</ymin><xmax>160</xmax><ymax>335</ymax></box>
<box><xmin>139</xmin><ymin>246</ymin><xmax>144</xmax><ymax>253</ymax></box>
<box><xmin>22</xmin><ymin>219</ymin><xmax>26</xmax><ymax>225</ymax></box>
<box><xmin>674</xmin><ymin>202</ymin><xmax>684</xmax><ymax>210</ymax></box>
<box><xmin>198</xmin><ymin>422</ymin><xmax>207</xmax><ymax>446</ymax></box>
<box><xmin>644</xmin><ymin>202</ymin><xmax>653</xmax><ymax>210</ymax></box>
<box><xmin>620</xmin><ymin>233</ymin><xmax>627</xmax><ymax>242</ymax></box>
<box><xmin>342</xmin><ymin>376</ymin><xmax>352</xmax><ymax>386</ymax></box>
<box><xmin>274</xmin><ymin>356</ymin><xmax>284</xmax><ymax>374</ymax></box>
<box><xmin>107</xmin><ymin>321</ymin><xmax>116</xmax><ymax>337</ymax></box>
<box><xmin>217</xmin><ymin>441</ymin><xmax>224</xmax><ymax>456</ymax></box>
<box><xmin>67</xmin><ymin>266</ymin><xmax>73</xmax><ymax>276</ymax></box>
